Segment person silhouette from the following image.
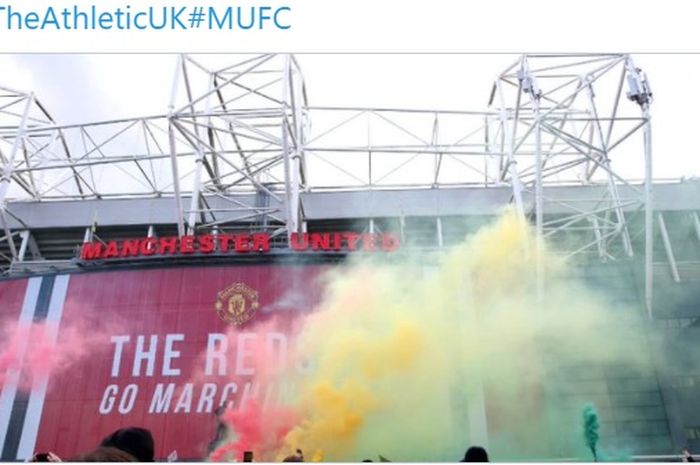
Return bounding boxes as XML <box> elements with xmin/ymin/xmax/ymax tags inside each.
<box><xmin>460</xmin><ymin>446</ymin><xmax>489</xmax><ymax>462</ymax></box>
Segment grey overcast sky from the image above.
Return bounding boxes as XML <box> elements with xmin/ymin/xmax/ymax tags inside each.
<box><xmin>1</xmin><ymin>54</ymin><xmax>699</xmax><ymax>181</ymax></box>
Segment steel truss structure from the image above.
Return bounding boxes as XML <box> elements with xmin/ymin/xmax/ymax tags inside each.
<box><xmin>0</xmin><ymin>54</ymin><xmax>658</xmax><ymax>312</ymax></box>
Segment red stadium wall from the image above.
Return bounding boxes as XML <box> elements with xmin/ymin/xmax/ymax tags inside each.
<box><xmin>0</xmin><ymin>278</ymin><xmax>30</xmax><ymax>460</ymax></box>
<box><xmin>23</xmin><ymin>265</ymin><xmax>329</xmax><ymax>460</ymax></box>
<box><xmin>0</xmin><ymin>278</ymin><xmax>27</xmax><ymax>326</ymax></box>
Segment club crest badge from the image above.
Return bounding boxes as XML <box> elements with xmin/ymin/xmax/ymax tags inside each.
<box><xmin>215</xmin><ymin>282</ymin><xmax>259</xmax><ymax>325</ymax></box>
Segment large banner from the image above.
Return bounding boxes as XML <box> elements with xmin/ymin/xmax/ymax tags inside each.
<box><xmin>31</xmin><ymin>265</ymin><xmax>328</xmax><ymax>460</ymax></box>
<box><xmin>0</xmin><ymin>278</ymin><xmax>30</xmax><ymax>395</ymax></box>
<box><xmin>0</xmin><ymin>278</ymin><xmax>28</xmax><ymax>329</ymax></box>
<box><xmin>0</xmin><ymin>278</ymin><xmax>32</xmax><ymax>460</ymax></box>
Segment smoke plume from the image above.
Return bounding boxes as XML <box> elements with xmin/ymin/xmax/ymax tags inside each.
<box><xmin>212</xmin><ymin>211</ymin><xmax>658</xmax><ymax>461</ymax></box>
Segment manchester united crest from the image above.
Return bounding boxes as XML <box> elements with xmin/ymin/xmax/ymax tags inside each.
<box><xmin>215</xmin><ymin>282</ymin><xmax>259</xmax><ymax>325</ymax></box>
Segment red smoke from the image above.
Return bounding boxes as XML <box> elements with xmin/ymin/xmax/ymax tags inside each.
<box><xmin>0</xmin><ymin>322</ymin><xmax>26</xmax><ymax>385</ymax></box>
<box><xmin>0</xmin><ymin>320</ymin><xmax>114</xmax><ymax>391</ymax></box>
<box><xmin>195</xmin><ymin>316</ymin><xmax>306</xmax><ymax>461</ymax></box>
<box><xmin>209</xmin><ymin>400</ymin><xmax>298</xmax><ymax>462</ymax></box>
<box><xmin>189</xmin><ymin>314</ymin><xmax>309</xmax><ymax>399</ymax></box>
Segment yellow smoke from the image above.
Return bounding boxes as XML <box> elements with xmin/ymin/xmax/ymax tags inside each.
<box><xmin>278</xmin><ymin>210</ymin><xmax>651</xmax><ymax>461</ymax></box>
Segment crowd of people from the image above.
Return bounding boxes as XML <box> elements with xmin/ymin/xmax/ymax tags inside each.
<box><xmin>27</xmin><ymin>426</ymin><xmax>697</xmax><ymax>463</ymax></box>
<box><xmin>29</xmin><ymin>427</ymin><xmax>155</xmax><ymax>462</ymax></box>
<box><xmin>28</xmin><ymin>425</ymin><xmax>491</xmax><ymax>462</ymax></box>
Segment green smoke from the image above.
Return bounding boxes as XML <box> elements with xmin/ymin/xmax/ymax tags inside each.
<box><xmin>583</xmin><ymin>404</ymin><xmax>600</xmax><ymax>461</ymax></box>
<box><xmin>275</xmin><ymin>213</ymin><xmax>661</xmax><ymax>460</ymax></box>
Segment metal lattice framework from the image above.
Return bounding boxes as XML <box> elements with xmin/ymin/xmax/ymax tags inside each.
<box><xmin>488</xmin><ymin>54</ymin><xmax>651</xmax><ymax>253</ymax></box>
<box><xmin>0</xmin><ymin>53</ymin><xmax>655</xmax><ymax>311</ymax></box>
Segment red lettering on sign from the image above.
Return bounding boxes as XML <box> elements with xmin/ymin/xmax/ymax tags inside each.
<box><xmin>199</xmin><ymin>235</ymin><xmax>215</xmax><ymax>254</ymax></box>
<box><xmin>140</xmin><ymin>238</ymin><xmax>157</xmax><ymax>256</ymax></box>
<box><xmin>159</xmin><ymin>237</ymin><xmax>177</xmax><ymax>254</ymax></box>
<box><xmin>102</xmin><ymin>241</ymin><xmax>120</xmax><ymax>258</ymax></box>
<box><xmin>290</xmin><ymin>233</ymin><xmax>308</xmax><ymax>251</ymax></box>
<box><xmin>234</xmin><ymin>235</ymin><xmax>250</xmax><ymax>253</ymax></box>
<box><xmin>121</xmin><ymin>239</ymin><xmax>140</xmax><ymax>257</ymax></box>
<box><xmin>180</xmin><ymin>235</ymin><xmax>195</xmax><ymax>254</ymax></box>
<box><xmin>310</xmin><ymin>233</ymin><xmax>330</xmax><ymax>251</ymax></box>
<box><xmin>362</xmin><ymin>233</ymin><xmax>377</xmax><ymax>251</ymax></box>
<box><xmin>77</xmin><ymin>231</ymin><xmax>400</xmax><ymax>261</ymax></box>
<box><xmin>217</xmin><ymin>234</ymin><xmax>232</xmax><ymax>252</ymax></box>
<box><xmin>332</xmin><ymin>232</ymin><xmax>342</xmax><ymax>251</ymax></box>
<box><xmin>252</xmin><ymin>233</ymin><xmax>270</xmax><ymax>252</ymax></box>
<box><xmin>382</xmin><ymin>233</ymin><xmax>400</xmax><ymax>252</ymax></box>
<box><xmin>344</xmin><ymin>232</ymin><xmax>360</xmax><ymax>251</ymax></box>
<box><xmin>80</xmin><ymin>242</ymin><xmax>103</xmax><ymax>260</ymax></box>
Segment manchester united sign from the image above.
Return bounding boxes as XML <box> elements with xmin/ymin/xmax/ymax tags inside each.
<box><xmin>79</xmin><ymin>232</ymin><xmax>400</xmax><ymax>261</ymax></box>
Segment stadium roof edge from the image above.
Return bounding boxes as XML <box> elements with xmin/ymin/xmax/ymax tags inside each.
<box><xmin>4</xmin><ymin>180</ymin><xmax>698</xmax><ymax>230</ymax></box>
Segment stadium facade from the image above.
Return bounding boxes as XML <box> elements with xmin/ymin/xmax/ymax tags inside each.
<box><xmin>0</xmin><ymin>54</ymin><xmax>699</xmax><ymax>461</ymax></box>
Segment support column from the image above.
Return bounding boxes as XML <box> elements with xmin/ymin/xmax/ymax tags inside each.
<box><xmin>657</xmin><ymin>213</ymin><xmax>679</xmax><ymax>283</ymax></box>
<box><xmin>168</xmin><ymin>55</ymin><xmax>186</xmax><ymax>238</ymax></box>
<box><xmin>0</xmin><ymin>95</ymin><xmax>33</xmax><ymax>260</ymax></box>
<box><xmin>282</xmin><ymin>55</ymin><xmax>301</xmax><ymax>240</ymax></box>
<box><xmin>644</xmin><ymin>105</ymin><xmax>654</xmax><ymax>317</ymax></box>
<box><xmin>495</xmin><ymin>79</ymin><xmax>525</xmax><ymax>218</ymax></box>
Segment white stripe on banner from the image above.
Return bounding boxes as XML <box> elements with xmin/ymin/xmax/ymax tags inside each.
<box><xmin>16</xmin><ymin>275</ymin><xmax>70</xmax><ymax>461</ymax></box>
<box><xmin>0</xmin><ymin>277</ymin><xmax>42</xmax><ymax>452</ymax></box>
